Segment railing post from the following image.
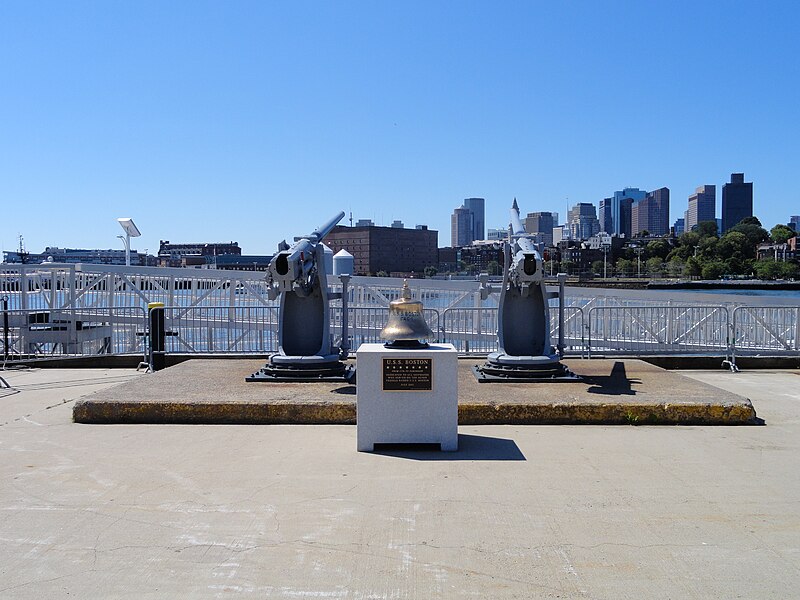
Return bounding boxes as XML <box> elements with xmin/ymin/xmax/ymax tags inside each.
<box><xmin>148</xmin><ymin>302</ymin><xmax>166</xmax><ymax>371</ymax></box>
<box><xmin>339</xmin><ymin>274</ymin><xmax>351</xmax><ymax>359</ymax></box>
<box><xmin>2</xmin><ymin>296</ymin><xmax>8</xmax><ymax>362</ymax></box>
<box><xmin>557</xmin><ymin>272</ymin><xmax>566</xmax><ymax>357</ymax></box>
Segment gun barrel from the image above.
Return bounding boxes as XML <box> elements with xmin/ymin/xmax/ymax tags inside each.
<box><xmin>306</xmin><ymin>211</ymin><xmax>346</xmax><ymax>243</ymax></box>
<box><xmin>510</xmin><ymin>205</ymin><xmax>526</xmax><ymax>236</ymax></box>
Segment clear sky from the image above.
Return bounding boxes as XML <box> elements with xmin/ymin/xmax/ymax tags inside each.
<box><xmin>2</xmin><ymin>0</ymin><xmax>798</xmax><ymax>256</ymax></box>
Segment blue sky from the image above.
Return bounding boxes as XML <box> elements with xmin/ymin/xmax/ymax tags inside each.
<box><xmin>2</xmin><ymin>0</ymin><xmax>798</xmax><ymax>256</ymax></box>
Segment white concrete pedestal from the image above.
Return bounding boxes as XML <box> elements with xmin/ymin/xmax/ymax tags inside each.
<box><xmin>356</xmin><ymin>343</ymin><xmax>458</xmax><ymax>452</ymax></box>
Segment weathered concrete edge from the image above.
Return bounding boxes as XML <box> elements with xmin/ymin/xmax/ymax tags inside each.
<box><xmin>73</xmin><ymin>400</ymin><xmax>757</xmax><ymax>425</ymax></box>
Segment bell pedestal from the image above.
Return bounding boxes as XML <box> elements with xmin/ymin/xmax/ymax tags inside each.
<box><xmin>356</xmin><ymin>343</ymin><xmax>458</xmax><ymax>452</ymax></box>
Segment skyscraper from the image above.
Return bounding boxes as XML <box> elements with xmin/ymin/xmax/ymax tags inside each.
<box><xmin>598</xmin><ymin>198</ymin><xmax>613</xmax><ymax>234</ymax></box>
<box><xmin>789</xmin><ymin>216</ymin><xmax>800</xmax><ymax>232</ymax></box>
<box><xmin>631</xmin><ymin>187</ymin><xmax>670</xmax><ymax>236</ymax></box>
<box><xmin>451</xmin><ymin>207</ymin><xmax>473</xmax><ymax>247</ymax></box>
<box><xmin>568</xmin><ymin>203</ymin><xmax>601</xmax><ymax>241</ymax></box>
<box><xmin>685</xmin><ymin>185</ymin><xmax>716</xmax><ymax>232</ymax></box>
<box><xmin>612</xmin><ymin>188</ymin><xmax>646</xmax><ymax>237</ymax></box>
<box><xmin>462</xmin><ymin>197</ymin><xmax>485</xmax><ymax>242</ymax></box>
<box><xmin>523</xmin><ymin>212</ymin><xmax>556</xmax><ymax>246</ymax></box>
<box><xmin>721</xmin><ymin>173</ymin><xmax>753</xmax><ymax>233</ymax></box>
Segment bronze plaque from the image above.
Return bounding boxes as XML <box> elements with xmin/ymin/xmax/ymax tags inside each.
<box><xmin>382</xmin><ymin>357</ymin><xmax>433</xmax><ymax>392</ymax></box>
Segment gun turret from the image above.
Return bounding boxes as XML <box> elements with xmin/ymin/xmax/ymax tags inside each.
<box><xmin>268</xmin><ymin>212</ymin><xmax>345</xmax><ymax>296</ymax></box>
<box><xmin>508</xmin><ymin>203</ymin><xmax>544</xmax><ymax>293</ymax></box>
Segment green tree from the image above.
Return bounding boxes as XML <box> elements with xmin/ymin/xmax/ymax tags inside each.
<box><xmin>646</xmin><ymin>257</ymin><xmax>663</xmax><ymax>277</ymax></box>
<box><xmin>701</xmin><ymin>261</ymin><xmax>726</xmax><ymax>280</ymax></box>
<box><xmin>423</xmin><ymin>266</ymin><xmax>438</xmax><ymax>278</ymax></box>
<box><xmin>684</xmin><ymin>256</ymin><xmax>702</xmax><ymax>278</ymax></box>
<box><xmin>560</xmin><ymin>260</ymin><xmax>575</xmax><ymax>275</ymax></box>
<box><xmin>376</xmin><ymin>270</ymin><xmax>389</xmax><ymax>277</ymax></box>
<box><xmin>717</xmin><ymin>231</ymin><xmax>751</xmax><ymax>260</ymax></box>
<box><xmin>486</xmin><ymin>261</ymin><xmax>501</xmax><ymax>276</ymax></box>
<box><xmin>730</xmin><ymin>221</ymin><xmax>769</xmax><ymax>248</ymax></box>
<box><xmin>696</xmin><ymin>221</ymin><xmax>719</xmax><ymax>238</ymax></box>
<box><xmin>646</xmin><ymin>239</ymin><xmax>671</xmax><ymax>260</ymax></box>
<box><xmin>770</xmin><ymin>224</ymin><xmax>796</xmax><ymax>244</ymax></box>
<box><xmin>615</xmin><ymin>258</ymin><xmax>633</xmax><ymax>276</ymax></box>
<box><xmin>591</xmin><ymin>260</ymin><xmax>606</xmax><ymax>276</ymax></box>
<box><xmin>667</xmin><ymin>257</ymin><xmax>684</xmax><ymax>277</ymax></box>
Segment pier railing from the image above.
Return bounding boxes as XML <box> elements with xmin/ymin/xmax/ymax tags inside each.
<box><xmin>3</xmin><ymin>303</ymin><xmax>799</xmax><ymax>367</ymax></box>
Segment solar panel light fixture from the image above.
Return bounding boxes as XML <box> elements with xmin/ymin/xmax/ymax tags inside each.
<box><xmin>117</xmin><ymin>218</ymin><xmax>141</xmax><ymax>266</ymax></box>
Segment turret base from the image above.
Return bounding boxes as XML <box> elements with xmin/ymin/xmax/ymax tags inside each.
<box><xmin>246</xmin><ymin>355</ymin><xmax>355</xmax><ymax>383</ymax></box>
<box><xmin>473</xmin><ymin>353</ymin><xmax>580</xmax><ymax>382</ymax></box>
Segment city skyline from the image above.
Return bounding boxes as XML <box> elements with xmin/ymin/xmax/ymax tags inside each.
<box><xmin>2</xmin><ymin>2</ymin><xmax>798</xmax><ymax>255</ymax></box>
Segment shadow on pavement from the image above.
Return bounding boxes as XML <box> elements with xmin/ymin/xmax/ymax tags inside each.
<box><xmin>585</xmin><ymin>361</ymin><xmax>640</xmax><ymax>396</ymax></box>
<box><xmin>372</xmin><ymin>434</ymin><xmax>526</xmax><ymax>461</ymax></box>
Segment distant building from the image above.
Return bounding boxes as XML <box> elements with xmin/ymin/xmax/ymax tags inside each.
<box><xmin>598</xmin><ymin>198</ymin><xmax>613</xmax><ymax>235</ymax></box>
<box><xmin>2</xmin><ymin>247</ymin><xmax>153</xmax><ymax>266</ymax></box>
<box><xmin>325</xmin><ymin>224</ymin><xmax>438</xmax><ymax>276</ymax></box>
<box><xmin>552</xmin><ymin>225</ymin><xmax>568</xmax><ymax>245</ymax></box>
<box><xmin>462</xmin><ymin>197</ymin><xmax>485</xmax><ymax>242</ymax></box>
<box><xmin>459</xmin><ymin>242</ymin><xmax>504</xmax><ymax>273</ymax></box>
<box><xmin>612</xmin><ymin>188</ymin><xmax>646</xmax><ymax>237</ymax></box>
<box><xmin>674</xmin><ymin>218</ymin><xmax>685</xmax><ymax>236</ymax></box>
<box><xmin>487</xmin><ymin>228</ymin><xmax>507</xmax><ymax>241</ymax></box>
<box><xmin>568</xmin><ymin>203</ymin><xmax>601</xmax><ymax>241</ymax></box>
<box><xmin>632</xmin><ymin>187</ymin><xmax>670</xmax><ymax>236</ymax></box>
<box><xmin>391</xmin><ymin>220</ymin><xmax>404</xmax><ymax>228</ymax></box>
<box><xmin>721</xmin><ymin>173</ymin><xmax>753</xmax><ymax>233</ymax></box>
<box><xmin>355</xmin><ymin>219</ymin><xmax>374</xmax><ymax>227</ymax></box>
<box><xmin>437</xmin><ymin>247</ymin><xmax>459</xmax><ymax>272</ymax></box>
<box><xmin>213</xmin><ymin>255</ymin><xmax>273</xmax><ymax>271</ymax></box>
<box><xmin>158</xmin><ymin>240</ymin><xmax>240</xmax><ymax>267</ymax></box>
<box><xmin>685</xmin><ymin>185</ymin><xmax>716</xmax><ymax>232</ymax></box>
<box><xmin>523</xmin><ymin>212</ymin><xmax>556</xmax><ymax>246</ymax></box>
<box><xmin>451</xmin><ymin>207</ymin><xmax>473</xmax><ymax>247</ymax></box>
<box><xmin>789</xmin><ymin>216</ymin><xmax>800</xmax><ymax>232</ymax></box>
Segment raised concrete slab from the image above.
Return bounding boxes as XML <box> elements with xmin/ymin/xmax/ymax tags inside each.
<box><xmin>73</xmin><ymin>358</ymin><xmax>757</xmax><ymax>425</ymax></box>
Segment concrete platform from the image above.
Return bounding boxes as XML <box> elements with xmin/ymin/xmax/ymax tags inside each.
<box><xmin>73</xmin><ymin>358</ymin><xmax>757</xmax><ymax>425</ymax></box>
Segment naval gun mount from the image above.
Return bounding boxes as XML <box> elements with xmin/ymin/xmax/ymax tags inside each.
<box><xmin>247</xmin><ymin>211</ymin><xmax>354</xmax><ymax>383</ymax></box>
<box><xmin>473</xmin><ymin>200</ymin><xmax>578</xmax><ymax>382</ymax></box>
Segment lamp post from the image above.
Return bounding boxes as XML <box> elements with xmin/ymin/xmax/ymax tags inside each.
<box><xmin>602</xmin><ymin>241</ymin><xmax>610</xmax><ymax>279</ymax></box>
<box><xmin>117</xmin><ymin>218</ymin><xmax>141</xmax><ymax>267</ymax></box>
<box><xmin>634</xmin><ymin>246</ymin><xmax>644</xmax><ymax>278</ymax></box>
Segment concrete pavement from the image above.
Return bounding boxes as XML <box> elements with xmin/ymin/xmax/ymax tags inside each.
<box><xmin>1</xmin><ymin>366</ymin><xmax>798</xmax><ymax>598</ymax></box>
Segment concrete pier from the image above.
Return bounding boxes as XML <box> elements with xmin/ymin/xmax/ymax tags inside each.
<box><xmin>72</xmin><ymin>358</ymin><xmax>757</xmax><ymax>425</ymax></box>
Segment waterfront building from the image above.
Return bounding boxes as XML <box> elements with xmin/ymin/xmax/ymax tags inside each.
<box><xmin>2</xmin><ymin>247</ymin><xmax>153</xmax><ymax>266</ymax></box>
<box><xmin>568</xmin><ymin>203</ymin><xmax>601</xmax><ymax>241</ymax></box>
<box><xmin>325</xmin><ymin>224</ymin><xmax>438</xmax><ymax>276</ymax></box>
<box><xmin>214</xmin><ymin>255</ymin><xmax>273</xmax><ymax>271</ymax></box>
<box><xmin>523</xmin><ymin>212</ymin><xmax>556</xmax><ymax>246</ymax></box>
<box><xmin>721</xmin><ymin>173</ymin><xmax>753</xmax><ymax>232</ymax></box>
<box><xmin>685</xmin><ymin>185</ymin><xmax>716</xmax><ymax>232</ymax></box>
<box><xmin>158</xmin><ymin>240</ymin><xmax>241</xmax><ymax>267</ymax></box>
<box><xmin>632</xmin><ymin>187</ymin><xmax>670</xmax><ymax>237</ymax></box>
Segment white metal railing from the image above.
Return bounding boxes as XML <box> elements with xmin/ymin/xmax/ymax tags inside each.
<box><xmin>587</xmin><ymin>305</ymin><xmax>730</xmax><ymax>356</ymax></box>
<box><xmin>731</xmin><ymin>306</ymin><xmax>800</xmax><ymax>357</ymax></box>
<box><xmin>1</xmin><ymin>305</ymin><xmax>147</xmax><ymax>363</ymax></box>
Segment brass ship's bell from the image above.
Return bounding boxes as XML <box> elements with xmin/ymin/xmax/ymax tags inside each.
<box><xmin>379</xmin><ymin>280</ymin><xmax>434</xmax><ymax>348</ymax></box>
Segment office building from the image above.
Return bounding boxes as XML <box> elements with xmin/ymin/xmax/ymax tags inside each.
<box><xmin>325</xmin><ymin>224</ymin><xmax>438</xmax><ymax>276</ymax></box>
<box><xmin>568</xmin><ymin>203</ymin><xmax>601</xmax><ymax>241</ymax></box>
<box><xmin>631</xmin><ymin>187</ymin><xmax>670</xmax><ymax>236</ymax></box>
<box><xmin>599</xmin><ymin>198</ymin><xmax>613</xmax><ymax>234</ymax></box>
<box><xmin>789</xmin><ymin>216</ymin><xmax>800</xmax><ymax>232</ymax></box>
<box><xmin>721</xmin><ymin>173</ymin><xmax>753</xmax><ymax>233</ymax></box>
<box><xmin>685</xmin><ymin>185</ymin><xmax>716</xmax><ymax>232</ymax></box>
<box><xmin>612</xmin><ymin>188</ymin><xmax>646</xmax><ymax>237</ymax></box>
<box><xmin>158</xmin><ymin>241</ymin><xmax>241</xmax><ymax>267</ymax></box>
<box><xmin>523</xmin><ymin>212</ymin><xmax>556</xmax><ymax>246</ymax></box>
<box><xmin>451</xmin><ymin>207</ymin><xmax>473</xmax><ymax>247</ymax></box>
<box><xmin>674</xmin><ymin>218</ymin><xmax>685</xmax><ymax>236</ymax></box>
<box><xmin>462</xmin><ymin>197</ymin><xmax>485</xmax><ymax>242</ymax></box>
<box><xmin>487</xmin><ymin>228</ymin><xmax>507</xmax><ymax>241</ymax></box>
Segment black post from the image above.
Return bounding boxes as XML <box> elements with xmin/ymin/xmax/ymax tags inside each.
<box><xmin>148</xmin><ymin>302</ymin><xmax>166</xmax><ymax>371</ymax></box>
<box><xmin>2</xmin><ymin>296</ymin><xmax>8</xmax><ymax>363</ymax></box>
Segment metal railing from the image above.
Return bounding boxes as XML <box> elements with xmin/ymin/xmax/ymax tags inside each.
<box><xmin>1</xmin><ymin>306</ymin><xmax>147</xmax><ymax>363</ymax></box>
<box><xmin>731</xmin><ymin>306</ymin><xmax>800</xmax><ymax>357</ymax></box>
<box><xmin>587</xmin><ymin>305</ymin><xmax>730</xmax><ymax>357</ymax></box>
<box><xmin>440</xmin><ymin>306</ymin><xmax>586</xmax><ymax>356</ymax></box>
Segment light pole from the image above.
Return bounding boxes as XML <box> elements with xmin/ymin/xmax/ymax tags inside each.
<box><xmin>602</xmin><ymin>241</ymin><xmax>610</xmax><ymax>279</ymax></box>
<box><xmin>634</xmin><ymin>246</ymin><xmax>644</xmax><ymax>278</ymax></box>
<box><xmin>117</xmin><ymin>218</ymin><xmax>141</xmax><ymax>267</ymax></box>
